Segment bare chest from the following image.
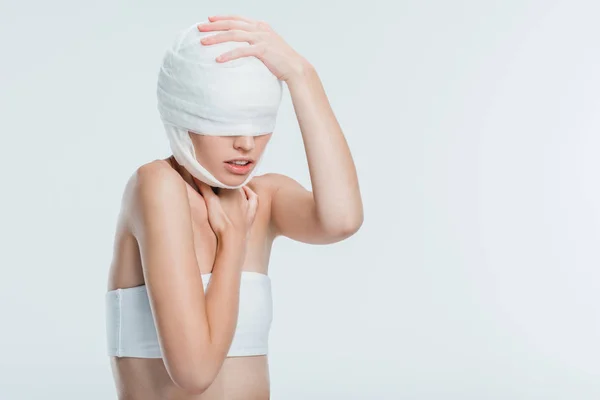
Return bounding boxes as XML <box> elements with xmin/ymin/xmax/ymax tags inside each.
<box><xmin>185</xmin><ymin>184</ymin><xmax>274</xmax><ymax>276</ymax></box>
<box><xmin>108</xmin><ymin>180</ymin><xmax>274</xmax><ymax>290</ymax></box>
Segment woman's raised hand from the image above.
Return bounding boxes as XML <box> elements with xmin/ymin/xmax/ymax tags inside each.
<box><xmin>197</xmin><ymin>182</ymin><xmax>259</xmax><ymax>241</ymax></box>
<box><xmin>197</xmin><ymin>15</ymin><xmax>310</xmax><ymax>83</ymax></box>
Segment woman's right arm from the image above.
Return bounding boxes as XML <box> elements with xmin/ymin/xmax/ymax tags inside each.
<box><xmin>129</xmin><ymin>162</ymin><xmax>245</xmax><ymax>395</ymax></box>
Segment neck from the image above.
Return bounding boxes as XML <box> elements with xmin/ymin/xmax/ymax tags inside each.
<box><xmin>167</xmin><ymin>156</ymin><xmax>220</xmax><ymax>195</ymax></box>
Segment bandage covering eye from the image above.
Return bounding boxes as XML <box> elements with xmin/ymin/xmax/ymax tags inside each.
<box><xmin>156</xmin><ymin>20</ymin><xmax>283</xmax><ymax>188</ymax></box>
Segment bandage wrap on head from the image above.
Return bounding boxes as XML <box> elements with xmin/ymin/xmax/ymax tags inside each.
<box><xmin>156</xmin><ymin>20</ymin><xmax>283</xmax><ymax>188</ymax></box>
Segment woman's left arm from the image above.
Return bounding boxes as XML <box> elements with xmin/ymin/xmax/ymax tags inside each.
<box><xmin>268</xmin><ymin>64</ymin><xmax>364</xmax><ymax>244</ymax></box>
<box><xmin>199</xmin><ymin>15</ymin><xmax>364</xmax><ymax>244</ymax></box>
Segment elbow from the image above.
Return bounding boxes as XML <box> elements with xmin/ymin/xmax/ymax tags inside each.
<box><xmin>342</xmin><ymin>217</ymin><xmax>363</xmax><ymax>237</ymax></box>
<box><xmin>343</xmin><ymin>209</ymin><xmax>364</xmax><ymax>235</ymax></box>
<box><xmin>329</xmin><ymin>213</ymin><xmax>364</xmax><ymax>240</ymax></box>
<box><xmin>172</xmin><ymin>371</ymin><xmax>214</xmax><ymax>395</ymax></box>
<box><xmin>166</xmin><ymin>351</ymin><xmax>218</xmax><ymax>395</ymax></box>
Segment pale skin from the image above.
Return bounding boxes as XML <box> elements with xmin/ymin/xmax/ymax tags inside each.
<box><xmin>107</xmin><ymin>15</ymin><xmax>363</xmax><ymax>400</ymax></box>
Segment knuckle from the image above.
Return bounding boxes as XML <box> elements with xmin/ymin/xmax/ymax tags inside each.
<box><xmin>254</xmin><ymin>43</ymin><xmax>267</xmax><ymax>57</ymax></box>
<box><xmin>249</xmin><ymin>32</ymin><xmax>261</xmax><ymax>44</ymax></box>
<box><xmin>256</xmin><ymin>20</ymin><xmax>270</xmax><ymax>31</ymax></box>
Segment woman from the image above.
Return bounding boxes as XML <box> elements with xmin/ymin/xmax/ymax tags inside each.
<box><xmin>106</xmin><ymin>15</ymin><xmax>363</xmax><ymax>399</ymax></box>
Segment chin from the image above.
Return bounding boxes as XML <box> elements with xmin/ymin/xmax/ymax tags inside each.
<box><xmin>217</xmin><ymin>174</ymin><xmax>250</xmax><ymax>187</ymax></box>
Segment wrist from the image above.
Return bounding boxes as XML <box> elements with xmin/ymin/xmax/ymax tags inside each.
<box><xmin>217</xmin><ymin>237</ymin><xmax>247</xmax><ymax>269</ymax></box>
<box><xmin>217</xmin><ymin>230</ymin><xmax>246</xmax><ymax>249</ymax></box>
<box><xmin>285</xmin><ymin>58</ymin><xmax>315</xmax><ymax>86</ymax></box>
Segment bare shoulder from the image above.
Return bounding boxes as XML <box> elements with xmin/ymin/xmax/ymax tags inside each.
<box><xmin>120</xmin><ymin>159</ymin><xmax>177</xmax><ymax>200</ymax></box>
<box><xmin>250</xmin><ymin>172</ymin><xmax>301</xmax><ymax>196</ymax></box>
<box><xmin>134</xmin><ymin>159</ymin><xmax>181</xmax><ymax>188</ymax></box>
<box><xmin>120</xmin><ymin>159</ymin><xmax>187</xmax><ymax>230</ymax></box>
<box><xmin>249</xmin><ymin>172</ymin><xmax>310</xmax><ymax>212</ymax></box>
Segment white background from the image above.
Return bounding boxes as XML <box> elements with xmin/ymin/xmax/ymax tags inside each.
<box><xmin>1</xmin><ymin>0</ymin><xmax>599</xmax><ymax>399</ymax></box>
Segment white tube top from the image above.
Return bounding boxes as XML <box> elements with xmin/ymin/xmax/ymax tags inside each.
<box><xmin>106</xmin><ymin>271</ymin><xmax>272</xmax><ymax>358</ymax></box>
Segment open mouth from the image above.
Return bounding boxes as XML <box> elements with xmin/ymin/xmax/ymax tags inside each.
<box><xmin>224</xmin><ymin>160</ymin><xmax>254</xmax><ymax>174</ymax></box>
<box><xmin>227</xmin><ymin>160</ymin><xmax>251</xmax><ymax>166</ymax></box>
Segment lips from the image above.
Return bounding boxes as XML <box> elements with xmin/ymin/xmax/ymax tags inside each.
<box><xmin>225</xmin><ymin>157</ymin><xmax>253</xmax><ymax>163</ymax></box>
<box><xmin>224</xmin><ymin>160</ymin><xmax>254</xmax><ymax>175</ymax></box>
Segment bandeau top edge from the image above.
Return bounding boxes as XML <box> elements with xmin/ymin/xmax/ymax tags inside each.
<box><xmin>106</xmin><ymin>270</ymin><xmax>270</xmax><ymax>294</ymax></box>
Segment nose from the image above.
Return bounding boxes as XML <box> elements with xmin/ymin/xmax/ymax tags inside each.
<box><xmin>233</xmin><ymin>135</ymin><xmax>255</xmax><ymax>152</ymax></box>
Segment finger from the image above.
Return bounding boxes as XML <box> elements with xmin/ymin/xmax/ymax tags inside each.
<box><xmin>216</xmin><ymin>43</ymin><xmax>265</xmax><ymax>63</ymax></box>
<box><xmin>238</xmin><ymin>186</ymin><xmax>250</xmax><ymax>202</ymax></box>
<box><xmin>198</xmin><ymin>19</ymin><xmax>256</xmax><ymax>33</ymax></box>
<box><xmin>242</xmin><ymin>185</ymin><xmax>257</xmax><ymax>202</ymax></box>
<box><xmin>241</xmin><ymin>185</ymin><xmax>250</xmax><ymax>200</ymax></box>
<box><xmin>200</xmin><ymin>30</ymin><xmax>260</xmax><ymax>46</ymax></box>
<box><xmin>243</xmin><ymin>185</ymin><xmax>257</xmax><ymax>199</ymax></box>
<box><xmin>208</xmin><ymin>14</ymin><xmax>257</xmax><ymax>24</ymax></box>
<box><xmin>243</xmin><ymin>185</ymin><xmax>258</xmax><ymax>208</ymax></box>
<box><xmin>246</xmin><ymin>188</ymin><xmax>259</xmax><ymax>220</ymax></box>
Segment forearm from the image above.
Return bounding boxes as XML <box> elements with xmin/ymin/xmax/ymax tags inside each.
<box><xmin>203</xmin><ymin>234</ymin><xmax>246</xmax><ymax>361</ymax></box>
<box><xmin>286</xmin><ymin>64</ymin><xmax>363</xmax><ymax>231</ymax></box>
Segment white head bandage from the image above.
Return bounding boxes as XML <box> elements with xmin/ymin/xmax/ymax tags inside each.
<box><xmin>156</xmin><ymin>20</ymin><xmax>283</xmax><ymax>188</ymax></box>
